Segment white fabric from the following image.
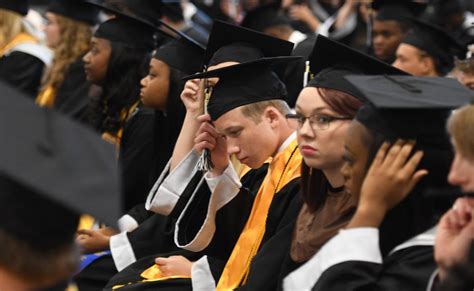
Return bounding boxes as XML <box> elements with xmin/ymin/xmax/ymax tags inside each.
<box><xmin>110</xmin><ymin>231</ymin><xmax>137</xmax><ymax>271</ymax></box>
<box><xmin>146</xmin><ymin>150</ymin><xmax>200</xmax><ymax>215</ymax></box>
<box><xmin>426</xmin><ymin>268</ymin><xmax>440</xmax><ymax>291</ymax></box>
<box><xmin>6</xmin><ymin>42</ymin><xmax>53</xmax><ymax>66</ymax></box>
<box><xmin>117</xmin><ymin>214</ymin><xmax>139</xmax><ymax>232</ymax></box>
<box><xmin>283</xmin><ymin>228</ymin><xmax>382</xmax><ymax>291</ymax></box>
<box><xmin>289</xmin><ymin>30</ymin><xmax>308</xmax><ymax>47</ymax></box>
<box><xmin>390</xmin><ymin>227</ymin><xmax>436</xmax><ymax>255</ymax></box>
<box><xmin>191</xmin><ymin>256</ymin><xmax>216</xmax><ymax>291</ymax></box>
<box><xmin>175</xmin><ymin>164</ymin><xmax>241</xmax><ymax>252</ymax></box>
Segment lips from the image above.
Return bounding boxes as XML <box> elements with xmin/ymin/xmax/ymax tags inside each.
<box><xmin>301</xmin><ymin>145</ymin><xmax>317</xmax><ymax>155</ymax></box>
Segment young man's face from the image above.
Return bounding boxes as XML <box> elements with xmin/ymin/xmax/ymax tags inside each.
<box><xmin>393</xmin><ymin>43</ymin><xmax>434</xmax><ymax>76</ymax></box>
<box><xmin>214</xmin><ymin>107</ymin><xmax>279</xmax><ymax>169</ymax></box>
<box><xmin>372</xmin><ymin>20</ymin><xmax>405</xmax><ymax>63</ymax></box>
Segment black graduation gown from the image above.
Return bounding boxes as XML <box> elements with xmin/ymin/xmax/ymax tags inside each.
<box><xmin>103</xmin><ymin>164</ymin><xmax>272</xmax><ymax>290</ymax></box>
<box><xmin>119</xmin><ymin>105</ymin><xmax>156</xmax><ymax>211</ymax></box>
<box><xmin>0</xmin><ymin>51</ymin><xmax>44</xmax><ymax>98</ymax></box>
<box><xmin>312</xmin><ymin>245</ymin><xmax>436</xmax><ymax>291</ymax></box>
<box><xmin>54</xmin><ymin>59</ymin><xmax>93</xmax><ymax>123</ymax></box>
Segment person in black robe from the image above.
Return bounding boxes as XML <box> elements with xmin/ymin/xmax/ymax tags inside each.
<box><xmin>283</xmin><ymin>76</ymin><xmax>474</xmax><ymax>291</ymax></box>
<box><xmin>242</xmin><ymin>34</ymin><xmax>407</xmax><ymax>291</ymax></box>
<box><xmin>36</xmin><ymin>0</ymin><xmax>99</xmax><ymax>123</ymax></box>
<box><xmin>0</xmin><ymin>1</ymin><xmax>52</xmax><ymax>98</ymax></box>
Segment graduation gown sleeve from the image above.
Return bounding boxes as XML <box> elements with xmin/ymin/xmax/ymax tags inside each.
<box><xmin>0</xmin><ymin>51</ymin><xmax>44</xmax><ymax>98</ymax></box>
<box><xmin>284</xmin><ymin>227</ymin><xmax>437</xmax><ymax>291</ymax></box>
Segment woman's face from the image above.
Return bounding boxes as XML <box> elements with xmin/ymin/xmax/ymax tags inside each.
<box><xmin>448</xmin><ymin>140</ymin><xmax>474</xmax><ymax>193</ymax></box>
<box><xmin>44</xmin><ymin>12</ymin><xmax>61</xmax><ymax>48</ymax></box>
<box><xmin>295</xmin><ymin>87</ymin><xmax>351</xmax><ymax>171</ymax></box>
<box><xmin>340</xmin><ymin>120</ymin><xmax>371</xmax><ymax>200</ymax></box>
<box><xmin>140</xmin><ymin>58</ymin><xmax>170</xmax><ymax>109</ymax></box>
<box><xmin>83</xmin><ymin>37</ymin><xmax>112</xmax><ymax>85</ymax></box>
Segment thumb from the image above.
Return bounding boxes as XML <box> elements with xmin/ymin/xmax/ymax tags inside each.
<box><xmin>77</xmin><ymin>229</ymin><xmax>94</xmax><ymax>236</ymax></box>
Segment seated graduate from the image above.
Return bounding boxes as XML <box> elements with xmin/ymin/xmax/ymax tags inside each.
<box><xmin>250</xmin><ymin>34</ymin><xmax>407</xmax><ymax>290</ymax></box>
<box><xmin>0</xmin><ymin>81</ymin><xmax>121</xmax><ymax>290</ymax></box>
<box><xmin>82</xmin><ymin>15</ymin><xmax>155</xmax><ymax>146</ymax></box>
<box><xmin>0</xmin><ymin>0</ymin><xmax>52</xmax><ymax>98</ymax></box>
<box><xmin>36</xmin><ymin>0</ymin><xmax>99</xmax><ymax>122</ymax></box>
<box><xmin>392</xmin><ymin>19</ymin><xmax>466</xmax><ymax>77</ymax></box>
<box><xmin>73</xmin><ymin>21</ymin><xmax>297</xmax><ymax>288</ymax></box>
<box><xmin>284</xmin><ymin>75</ymin><xmax>474</xmax><ymax>291</ymax></box>
<box><xmin>72</xmin><ymin>33</ymin><xmax>204</xmax><ymax>290</ymax></box>
<box><xmin>429</xmin><ymin>104</ymin><xmax>474</xmax><ymax>291</ymax></box>
<box><xmin>104</xmin><ymin>54</ymin><xmax>302</xmax><ymax>290</ymax></box>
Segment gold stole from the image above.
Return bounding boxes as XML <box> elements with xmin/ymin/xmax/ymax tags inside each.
<box><xmin>36</xmin><ymin>85</ymin><xmax>56</xmax><ymax>108</ymax></box>
<box><xmin>0</xmin><ymin>33</ymin><xmax>37</xmax><ymax>57</ymax></box>
<box><xmin>102</xmin><ymin>101</ymin><xmax>140</xmax><ymax>148</ymax></box>
<box><xmin>216</xmin><ymin>138</ymin><xmax>301</xmax><ymax>289</ymax></box>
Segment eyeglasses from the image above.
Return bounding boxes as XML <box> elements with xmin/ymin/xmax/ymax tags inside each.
<box><xmin>286</xmin><ymin>113</ymin><xmax>351</xmax><ymax>131</ymax></box>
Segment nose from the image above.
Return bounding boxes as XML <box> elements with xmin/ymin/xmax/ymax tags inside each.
<box><xmin>298</xmin><ymin>118</ymin><xmax>315</xmax><ymax>138</ymax></box>
<box><xmin>448</xmin><ymin>154</ymin><xmax>467</xmax><ymax>187</ymax></box>
<box><xmin>392</xmin><ymin>58</ymin><xmax>401</xmax><ymax>69</ymax></box>
<box><xmin>140</xmin><ymin>76</ymin><xmax>149</xmax><ymax>87</ymax></box>
<box><xmin>83</xmin><ymin>52</ymin><xmax>91</xmax><ymax>64</ymax></box>
<box><xmin>227</xmin><ymin>141</ymin><xmax>240</xmax><ymax>156</ymax></box>
<box><xmin>340</xmin><ymin>161</ymin><xmax>350</xmax><ymax>182</ymax></box>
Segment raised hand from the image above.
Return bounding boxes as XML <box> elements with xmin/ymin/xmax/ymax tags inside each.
<box><xmin>180</xmin><ymin>79</ymin><xmax>204</xmax><ymax>115</ymax></box>
<box><xmin>348</xmin><ymin>140</ymin><xmax>428</xmax><ymax>228</ymax></box>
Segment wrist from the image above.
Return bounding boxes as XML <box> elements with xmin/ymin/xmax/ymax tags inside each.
<box><xmin>347</xmin><ymin>203</ymin><xmax>387</xmax><ymax>228</ymax></box>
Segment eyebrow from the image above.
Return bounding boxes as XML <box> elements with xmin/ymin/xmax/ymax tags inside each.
<box><xmin>295</xmin><ymin>105</ymin><xmax>333</xmax><ymax>115</ymax></box>
<box><xmin>344</xmin><ymin>145</ymin><xmax>356</xmax><ymax>157</ymax></box>
<box><xmin>223</xmin><ymin>126</ymin><xmax>243</xmax><ymax>134</ymax></box>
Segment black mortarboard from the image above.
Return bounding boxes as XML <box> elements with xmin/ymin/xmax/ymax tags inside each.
<box><xmin>373</xmin><ymin>0</ymin><xmax>427</xmax><ymax>22</ymax></box>
<box><xmin>346</xmin><ymin>75</ymin><xmax>474</xmax><ymax>142</ymax></box>
<box><xmin>0</xmin><ymin>0</ymin><xmax>29</xmax><ymax>15</ymax></box>
<box><xmin>47</xmin><ymin>0</ymin><xmax>100</xmax><ymax>25</ymax></box>
<box><xmin>0</xmin><ymin>81</ymin><xmax>121</xmax><ymax>250</ymax></box>
<box><xmin>306</xmin><ymin>34</ymin><xmax>407</xmax><ymax>101</ymax></box>
<box><xmin>153</xmin><ymin>34</ymin><xmax>205</xmax><ymax>74</ymax></box>
<box><xmin>86</xmin><ymin>0</ymin><xmax>163</xmax><ymax>26</ymax></box>
<box><xmin>241</xmin><ymin>2</ymin><xmax>291</xmax><ymax>32</ymax></box>
<box><xmin>184</xmin><ymin>57</ymin><xmax>299</xmax><ymax>120</ymax></box>
<box><xmin>94</xmin><ymin>17</ymin><xmax>155</xmax><ymax>49</ymax></box>
<box><xmin>401</xmin><ymin>19</ymin><xmax>466</xmax><ymax>75</ymax></box>
<box><xmin>204</xmin><ymin>20</ymin><xmax>295</xmax><ymax>67</ymax></box>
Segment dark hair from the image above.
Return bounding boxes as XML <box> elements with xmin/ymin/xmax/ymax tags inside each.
<box><xmin>302</xmin><ymin>87</ymin><xmax>363</xmax><ymax>212</ymax></box>
<box><xmin>360</xmin><ymin>123</ymin><xmax>455</xmax><ymax>255</ymax></box>
<box><xmin>87</xmin><ymin>41</ymin><xmax>151</xmax><ymax>134</ymax></box>
<box><xmin>148</xmin><ymin>66</ymin><xmax>187</xmax><ymax>184</ymax></box>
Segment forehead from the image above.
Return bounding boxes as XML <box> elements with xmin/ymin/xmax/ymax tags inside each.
<box><xmin>295</xmin><ymin>87</ymin><xmax>325</xmax><ymax>109</ymax></box>
<box><xmin>397</xmin><ymin>43</ymin><xmax>422</xmax><ymax>56</ymax></box>
<box><xmin>373</xmin><ymin>20</ymin><xmax>402</xmax><ymax>32</ymax></box>
<box><xmin>213</xmin><ymin>106</ymin><xmax>254</xmax><ymax>132</ymax></box>
<box><xmin>345</xmin><ymin>120</ymin><xmax>371</xmax><ymax>154</ymax></box>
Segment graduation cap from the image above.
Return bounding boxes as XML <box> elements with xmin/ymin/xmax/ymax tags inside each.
<box><xmin>373</xmin><ymin>0</ymin><xmax>427</xmax><ymax>22</ymax></box>
<box><xmin>47</xmin><ymin>0</ymin><xmax>100</xmax><ymax>25</ymax></box>
<box><xmin>306</xmin><ymin>34</ymin><xmax>407</xmax><ymax>101</ymax></box>
<box><xmin>0</xmin><ymin>81</ymin><xmax>121</xmax><ymax>250</ymax></box>
<box><xmin>153</xmin><ymin>33</ymin><xmax>205</xmax><ymax>74</ymax></box>
<box><xmin>184</xmin><ymin>56</ymin><xmax>300</xmax><ymax>120</ymax></box>
<box><xmin>86</xmin><ymin>0</ymin><xmax>203</xmax><ymax>49</ymax></box>
<box><xmin>0</xmin><ymin>0</ymin><xmax>29</xmax><ymax>15</ymax></box>
<box><xmin>346</xmin><ymin>75</ymin><xmax>474</xmax><ymax>142</ymax></box>
<box><xmin>240</xmin><ymin>2</ymin><xmax>291</xmax><ymax>32</ymax></box>
<box><xmin>401</xmin><ymin>19</ymin><xmax>466</xmax><ymax>75</ymax></box>
<box><xmin>94</xmin><ymin>16</ymin><xmax>155</xmax><ymax>49</ymax></box>
<box><xmin>204</xmin><ymin>20</ymin><xmax>294</xmax><ymax>69</ymax></box>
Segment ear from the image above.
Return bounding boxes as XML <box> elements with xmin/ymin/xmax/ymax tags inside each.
<box><xmin>420</xmin><ymin>55</ymin><xmax>437</xmax><ymax>75</ymax></box>
<box><xmin>264</xmin><ymin>107</ymin><xmax>281</xmax><ymax>128</ymax></box>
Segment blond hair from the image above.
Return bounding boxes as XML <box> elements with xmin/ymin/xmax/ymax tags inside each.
<box><xmin>0</xmin><ymin>9</ymin><xmax>27</xmax><ymax>48</ymax></box>
<box><xmin>40</xmin><ymin>14</ymin><xmax>92</xmax><ymax>93</ymax></box>
<box><xmin>447</xmin><ymin>104</ymin><xmax>474</xmax><ymax>161</ymax></box>
<box><xmin>240</xmin><ymin>99</ymin><xmax>291</xmax><ymax>123</ymax></box>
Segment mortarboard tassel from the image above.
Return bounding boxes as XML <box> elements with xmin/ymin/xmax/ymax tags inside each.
<box><xmin>303</xmin><ymin>60</ymin><xmax>310</xmax><ymax>87</ymax></box>
<box><xmin>196</xmin><ymin>82</ymin><xmax>215</xmax><ymax>172</ymax></box>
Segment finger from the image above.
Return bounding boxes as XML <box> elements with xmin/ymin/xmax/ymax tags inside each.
<box><xmin>402</xmin><ymin>150</ymin><xmax>424</xmax><ymax>176</ymax></box>
<box><xmin>371</xmin><ymin>141</ymin><xmax>390</xmax><ymax>169</ymax></box>
<box><xmin>77</xmin><ymin>229</ymin><xmax>94</xmax><ymax>236</ymax></box>
<box><xmin>197</xmin><ymin>114</ymin><xmax>211</xmax><ymax>123</ymax></box>
<box><xmin>386</xmin><ymin>139</ymin><xmax>410</xmax><ymax>170</ymax></box>
<box><xmin>406</xmin><ymin>169</ymin><xmax>428</xmax><ymax>194</ymax></box>
<box><xmin>155</xmin><ymin>257</ymin><xmax>167</xmax><ymax>265</ymax></box>
<box><xmin>194</xmin><ymin>141</ymin><xmax>216</xmax><ymax>152</ymax></box>
<box><xmin>185</xmin><ymin>81</ymin><xmax>199</xmax><ymax>92</ymax></box>
<box><xmin>194</xmin><ymin>133</ymin><xmax>217</xmax><ymax>147</ymax></box>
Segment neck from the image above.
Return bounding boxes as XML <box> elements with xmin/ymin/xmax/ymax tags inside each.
<box><xmin>322</xmin><ymin>167</ymin><xmax>345</xmax><ymax>189</ymax></box>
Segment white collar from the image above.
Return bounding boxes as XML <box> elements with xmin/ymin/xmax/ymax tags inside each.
<box><xmin>277</xmin><ymin>132</ymin><xmax>297</xmax><ymax>154</ymax></box>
